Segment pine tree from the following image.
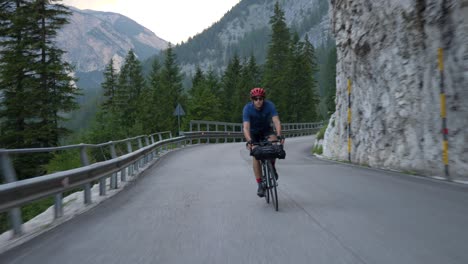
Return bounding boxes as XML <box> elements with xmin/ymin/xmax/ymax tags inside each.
<box><xmin>0</xmin><ymin>0</ymin><xmax>78</xmax><ymax>179</ymax></box>
<box><xmin>90</xmin><ymin>58</ymin><xmax>121</xmax><ymax>140</ymax></box>
<box><xmin>205</xmin><ymin>67</ymin><xmax>221</xmax><ymax>96</ymax></box>
<box><xmin>157</xmin><ymin>44</ymin><xmax>184</xmax><ymax>133</ymax></box>
<box><xmin>244</xmin><ymin>55</ymin><xmax>262</xmax><ymax>88</ymax></box>
<box><xmin>139</xmin><ymin>58</ymin><xmax>162</xmax><ymax>133</ymax></box>
<box><xmin>302</xmin><ymin>36</ymin><xmax>320</xmax><ymax>121</ymax></box>
<box><xmin>187</xmin><ymin>66</ymin><xmax>222</xmax><ymax>122</ymax></box>
<box><xmin>191</xmin><ymin>66</ymin><xmax>205</xmax><ymax>91</ymax></box>
<box><xmin>220</xmin><ymin>54</ymin><xmax>243</xmax><ymax>122</ymax></box>
<box><xmin>263</xmin><ymin>2</ymin><xmax>291</xmax><ymax>119</ymax></box>
<box><xmin>205</xmin><ymin>67</ymin><xmax>223</xmax><ymax>121</ymax></box>
<box><xmin>285</xmin><ymin>33</ymin><xmax>319</xmax><ymax>122</ymax></box>
<box><xmin>31</xmin><ymin>0</ymin><xmax>79</xmax><ymax>147</ymax></box>
<box><xmin>240</xmin><ymin>55</ymin><xmax>262</xmax><ymax>98</ymax></box>
<box><xmin>238</xmin><ymin>55</ymin><xmax>262</xmax><ymax>119</ymax></box>
<box><xmin>101</xmin><ymin>58</ymin><xmax>118</xmax><ymax>113</ymax></box>
<box><xmin>285</xmin><ymin>33</ymin><xmax>304</xmax><ymax>122</ymax></box>
<box><xmin>0</xmin><ymin>0</ymin><xmax>36</xmax><ymax>150</ymax></box>
<box><xmin>115</xmin><ymin>50</ymin><xmax>145</xmax><ymax>135</ymax></box>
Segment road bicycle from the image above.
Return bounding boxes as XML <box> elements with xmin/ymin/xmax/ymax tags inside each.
<box><xmin>250</xmin><ymin>139</ymin><xmax>284</xmax><ymax>211</ymax></box>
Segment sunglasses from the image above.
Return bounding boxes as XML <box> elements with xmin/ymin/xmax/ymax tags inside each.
<box><xmin>252</xmin><ymin>97</ymin><xmax>264</xmax><ymax>101</ymax></box>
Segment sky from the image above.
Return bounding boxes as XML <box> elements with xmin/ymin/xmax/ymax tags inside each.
<box><xmin>62</xmin><ymin>0</ymin><xmax>241</xmax><ymax>44</ymax></box>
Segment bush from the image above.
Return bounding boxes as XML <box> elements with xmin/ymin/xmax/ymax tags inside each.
<box><xmin>43</xmin><ymin>150</ymin><xmax>82</xmax><ymax>174</ymax></box>
<box><xmin>312</xmin><ymin>145</ymin><xmax>323</xmax><ymax>155</ymax></box>
<box><xmin>316</xmin><ymin>123</ymin><xmax>328</xmax><ymax>140</ymax></box>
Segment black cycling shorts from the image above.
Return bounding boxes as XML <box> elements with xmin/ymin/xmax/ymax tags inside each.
<box><xmin>251</xmin><ymin>129</ymin><xmax>275</xmax><ymax>143</ymax></box>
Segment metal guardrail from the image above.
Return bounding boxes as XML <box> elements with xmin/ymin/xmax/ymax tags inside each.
<box><xmin>0</xmin><ymin>120</ymin><xmax>323</xmax><ymax>237</ymax></box>
<box><xmin>188</xmin><ymin>120</ymin><xmax>324</xmax><ymax>138</ymax></box>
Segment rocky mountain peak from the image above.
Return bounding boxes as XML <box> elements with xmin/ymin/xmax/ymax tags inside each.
<box><xmin>56</xmin><ymin>7</ymin><xmax>168</xmax><ymax>72</ymax></box>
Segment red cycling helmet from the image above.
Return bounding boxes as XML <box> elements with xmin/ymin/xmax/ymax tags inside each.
<box><xmin>250</xmin><ymin>87</ymin><xmax>266</xmax><ymax>98</ymax></box>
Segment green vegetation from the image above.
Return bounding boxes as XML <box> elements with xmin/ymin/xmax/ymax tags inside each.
<box><xmin>316</xmin><ymin>123</ymin><xmax>328</xmax><ymax>140</ymax></box>
<box><xmin>312</xmin><ymin>122</ymin><xmax>328</xmax><ymax>155</ymax></box>
<box><xmin>312</xmin><ymin>145</ymin><xmax>323</xmax><ymax>155</ymax></box>
<box><xmin>403</xmin><ymin>170</ymin><xmax>419</xmax><ymax>176</ymax></box>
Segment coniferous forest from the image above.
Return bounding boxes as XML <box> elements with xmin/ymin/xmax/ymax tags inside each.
<box><xmin>0</xmin><ymin>1</ymin><xmax>336</xmax><ymax>232</ymax></box>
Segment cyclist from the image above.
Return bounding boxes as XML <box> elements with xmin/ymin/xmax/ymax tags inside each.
<box><xmin>243</xmin><ymin>87</ymin><xmax>285</xmax><ymax>197</ymax></box>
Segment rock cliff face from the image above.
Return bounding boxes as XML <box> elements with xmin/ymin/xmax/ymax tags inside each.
<box><xmin>56</xmin><ymin>7</ymin><xmax>168</xmax><ymax>72</ymax></box>
<box><xmin>323</xmin><ymin>0</ymin><xmax>468</xmax><ymax>178</ymax></box>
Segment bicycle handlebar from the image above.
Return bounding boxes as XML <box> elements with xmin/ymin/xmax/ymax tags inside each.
<box><xmin>250</xmin><ymin>140</ymin><xmax>282</xmax><ymax>146</ymax></box>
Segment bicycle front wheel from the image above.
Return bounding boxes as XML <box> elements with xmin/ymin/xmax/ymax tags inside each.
<box><xmin>262</xmin><ymin>163</ymin><xmax>270</xmax><ymax>204</ymax></box>
<box><xmin>267</xmin><ymin>161</ymin><xmax>278</xmax><ymax>211</ymax></box>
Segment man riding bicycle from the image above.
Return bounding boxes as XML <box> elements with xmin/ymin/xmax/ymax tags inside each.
<box><xmin>243</xmin><ymin>87</ymin><xmax>285</xmax><ymax>197</ymax></box>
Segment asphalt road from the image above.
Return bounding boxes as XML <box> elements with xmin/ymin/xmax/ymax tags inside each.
<box><xmin>1</xmin><ymin>136</ymin><xmax>468</xmax><ymax>264</ymax></box>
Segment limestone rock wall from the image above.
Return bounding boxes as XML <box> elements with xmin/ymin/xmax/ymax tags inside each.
<box><xmin>323</xmin><ymin>0</ymin><xmax>468</xmax><ymax>178</ymax></box>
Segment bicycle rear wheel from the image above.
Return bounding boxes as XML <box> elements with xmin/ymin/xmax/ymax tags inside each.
<box><xmin>267</xmin><ymin>161</ymin><xmax>278</xmax><ymax>211</ymax></box>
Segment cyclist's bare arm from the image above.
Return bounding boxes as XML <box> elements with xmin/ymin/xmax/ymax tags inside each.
<box><xmin>243</xmin><ymin>121</ymin><xmax>251</xmax><ymax>141</ymax></box>
<box><xmin>243</xmin><ymin>121</ymin><xmax>253</xmax><ymax>150</ymax></box>
<box><xmin>272</xmin><ymin>116</ymin><xmax>285</xmax><ymax>144</ymax></box>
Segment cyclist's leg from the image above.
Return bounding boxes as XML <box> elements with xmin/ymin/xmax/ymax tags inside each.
<box><xmin>251</xmin><ymin>133</ymin><xmax>264</xmax><ymax>197</ymax></box>
<box><xmin>251</xmin><ymin>132</ymin><xmax>263</xmax><ymax>181</ymax></box>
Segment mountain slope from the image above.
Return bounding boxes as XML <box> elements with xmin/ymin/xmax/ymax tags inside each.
<box><xmin>57</xmin><ymin>7</ymin><xmax>168</xmax><ymax>131</ymax></box>
<box><xmin>57</xmin><ymin>7</ymin><xmax>168</xmax><ymax>73</ymax></box>
<box><xmin>147</xmin><ymin>0</ymin><xmax>332</xmax><ymax>77</ymax></box>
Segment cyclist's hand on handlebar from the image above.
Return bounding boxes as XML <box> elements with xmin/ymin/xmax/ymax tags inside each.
<box><xmin>246</xmin><ymin>140</ymin><xmax>253</xmax><ymax>150</ymax></box>
<box><xmin>277</xmin><ymin>135</ymin><xmax>285</xmax><ymax>145</ymax></box>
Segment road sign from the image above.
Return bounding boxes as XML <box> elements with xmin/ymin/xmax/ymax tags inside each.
<box><xmin>173</xmin><ymin>103</ymin><xmax>185</xmax><ymax>116</ymax></box>
<box><xmin>173</xmin><ymin>103</ymin><xmax>185</xmax><ymax>136</ymax></box>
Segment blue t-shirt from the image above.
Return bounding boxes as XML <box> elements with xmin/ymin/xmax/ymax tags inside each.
<box><xmin>242</xmin><ymin>100</ymin><xmax>278</xmax><ymax>134</ymax></box>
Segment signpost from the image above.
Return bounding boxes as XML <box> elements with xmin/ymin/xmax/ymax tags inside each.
<box><xmin>173</xmin><ymin>103</ymin><xmax>185</xmax><ymax>136</ymax></box>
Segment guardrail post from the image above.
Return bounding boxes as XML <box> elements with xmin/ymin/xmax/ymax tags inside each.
<box><xmin>137</xmin><ymin>138</ymin><xmax>144</xmax><ymax>168</ymax></box>
<box><xmin>197</xmin><ymin>123</ymin><xmax>201</xmax><ymax>144</ymax></box>
<box><xmin>0</xmin><ymin>151</ymin><xmax>23</xmax><ymax>236</ymax></box>
<box><xmin>99</xmin><ymin>177</ymin><xmax>107</xmax><ymax>196</ymax></box>
<box><xmin>54</xmin><ymin>193</ymin><xmax>63</xmax><ymax>219</ymax></box>
<box><xmin>110</xmin><ymin>143</ymin><xmax>118</xmax><ymax>189</ymax></box>
<box><xmin>166</xmin><ymin>134</ymin><xmax>170</xmax><ymax>151</ymax></box>
<box><xmin>138</xmin><ymin>138</ymin><xmax>143</xmax><ymax>149</ymax></box>
<box><xmin>97</xmin><ymin>154</ymin><xmax>107</xmax><ymax>196</ymax></box>
<box><xmin>127</xmin><ymin>141</ymin><xmax>132</xmax><ymax>153</ymax></box>
<box><xmin>224</xmin><ymin>124</ymin><xmax>227</xmax><ymax>143</ymax></box>
<box><xmin>121</xmin><ymin>162</ymin><xmax>127</xmax><ymax>182</ymax></box>
<box><xmin>145</xmin><ymin>136</ymin><xmax>152</xmax><ymax>161</ymax></box>
<box><xmin>134</xmin><ymin>160</ymin><xmax>139</xmax><ymax>174</ymax></box>
<box><xmin>126</xmin><ymin>141</ymin><xmax>133</xmax><ymax>177</ymax></box>
<box><xmin>79</xmin><ymin>145</ymin><xmax>92</xmax><ymax>204</ymax></box>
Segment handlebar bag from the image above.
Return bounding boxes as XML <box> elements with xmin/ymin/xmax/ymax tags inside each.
<box><xmin>251</xmin><ymin>144</ymin><xmax>286</xmax><ymax>160</ymax></box>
